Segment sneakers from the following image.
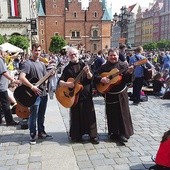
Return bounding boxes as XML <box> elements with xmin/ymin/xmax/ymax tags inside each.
<box><xmin>30</xmin><ymin>133</ymin><xmax>36</xmax><ymax>145</ymax></box>
<box><xmin>38</xmin><ymin>132</ymin><xmax>53</xmax><ymax>139</ymax></box>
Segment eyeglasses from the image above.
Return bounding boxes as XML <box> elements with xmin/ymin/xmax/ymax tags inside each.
<box><xmin>70</xmin><ymin>53</ymin><xmax>77</xmax><ymax>56</ymax></box>
<box><xmin>35</xmin><ymin>50</ymin><xmax>41</xmax><ymax>52</ymax></box>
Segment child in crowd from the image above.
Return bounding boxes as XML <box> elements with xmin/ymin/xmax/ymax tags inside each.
<box><xmin>152</xmin><ymin>73</ymin><xmax>164</xmax><ymax>96</ymax></box>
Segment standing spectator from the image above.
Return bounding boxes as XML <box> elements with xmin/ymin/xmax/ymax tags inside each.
<box><xmin>129</xmin><ymin>46</ymin><xmax>154</xmax><ymax>105</ymax></box>
<box><xmin>158</xmin><ymin>52</ymin><xmax>165</xmax><ymax>70</ymax></box>
<box><xmin>93</xmin><ymin>50</ymin><xmax>105</xmax><ymax>73</ymax></box>
<box><xmin>162</xmin><ymin>51</ymin><xmax>170</xmax><ymax>71</ymax></box>
<box><xmin>5</xmin><ymin>51</ymin><xmax>19</xmax><ymax>78</ymax></box>
<box><xmin>94</xmin><ymin>48</ymin><xmax>134</xmax><ymax>145</ymax></box>
<box><xmin>119</xmin><ymin>44</ymin><xmax>126</xmax><ymax>62</ymax></box>
<box><xmin>0</xmin><ymin>49</ymin><xmax>20</xmax><ymax>126</ymax></box>
<box><xmin>19</xmin><ymin>43</ymin><xmax>52</xmax><ymax>145</ymax></box>
<box><xmin>58</xmin><ymin>47</ymin><xmax>99</xmax><ymax>144</ymax></box>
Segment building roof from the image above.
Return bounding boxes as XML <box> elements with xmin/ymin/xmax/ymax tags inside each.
<box><xmin>102</xmin><ymin>8</ymin><xmax>112</xmax><ymax>21</ymax></box>
<box><xmin>38</xmin><ymin>0</ymin><xmax>45</xmax><ymax>16</ymax></box>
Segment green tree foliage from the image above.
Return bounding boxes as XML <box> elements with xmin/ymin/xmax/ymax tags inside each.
<box><xmin>8</xmin><ymin>35</ymin><xmax>29</xmax><ymax>50</ymax></box>
<box><xmin>143</xmin><ymin>42</ymin><xmax>157</xmax><ymax>51</ymax></box>
<box><xmin>0</xmin><ymin>34</ymin><xmax>5</xmax><ymax>45</ymax></box>
<box><xmin>49</xmin><ymin>35</ymin><xmax>66</xmax><ymax>54</ymax></box>
<box><xmin>157</xmin><ymin>40</ymin><xmax>168</xmax><ymax>50</ymax></box>
<box><xmin>143</xmin><ymin>40</ymin><xmax>170</xmax><ymax>51</ymax></box>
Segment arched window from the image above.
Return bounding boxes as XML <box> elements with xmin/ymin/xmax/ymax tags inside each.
<box><xmin>93</xmin><ymin>30</ymin><xmax>98</xmax><ymax>37</ymax></box>
<box><xmin>40</xmin><ymin>20</ymin><xmax>44</xmax><ymax>26</ymax></box>
<box><xmin>93</xmin><ymin>44</ymin><xmax>97</xmax><ymax>51</ymax></box>
<box><xmin>73</xmin><ymin>12</ymin><xmax>77</xmax><ymax>18</ymax></box>
<box><xmin>41</xmin><ymin>29</ymin><xmax>44</xmax><ymax>35</ymax></box>
<box><xmin>94</xmin><ymin>12</ymin><xmax>98</xmax><ymax>17</ymax></box>
<box><xmin>41</xmin><ymin>39</ymin><xmax>44</xmax><ymax>44</ymax></box>
<box><xmin>53</xmin><ymin>4</ymin><xmax>57</xmax><ymax>8</ymax></box>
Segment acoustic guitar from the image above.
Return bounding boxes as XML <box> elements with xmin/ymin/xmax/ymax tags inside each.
<box><xmin>96</xmin><ymin>58</ymin><xmax>148</xmax><ymax>94</ymax></box>
<box><xmin>56</xmin><ymin>56</ymin><xmax>97</xmax><ymax>108</ymax></box>
<box><xmin>14</xmin><ymin>62</ymin><xmax>61</xmax><ymax>107</ymax></box>
<box><xmin>15</xmin><ymin>103</ymin><xmax>30</xmax><ymax>119</ymax></box>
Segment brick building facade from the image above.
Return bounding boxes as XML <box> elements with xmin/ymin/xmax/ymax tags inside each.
<box><xmin>38</xmin><ymin>0</ymin><xmax>112</xmax><ymax>54</ymax></box>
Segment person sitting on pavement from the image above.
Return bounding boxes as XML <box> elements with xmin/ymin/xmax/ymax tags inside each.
<box><xmin>150</xmin><ymin>130</ymin><xmax>170</xmax><ymax>170</ymax></box>
<box><xmin>152</xmin><ymin>73</ymin><xmax>165</xmax><ymax>96</ymax></box>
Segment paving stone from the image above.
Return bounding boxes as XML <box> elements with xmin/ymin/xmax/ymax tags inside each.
<box><xmin>18</xmin><ymin>158</ymin><xmax>29</xmax><ymax>165</ymax></box>
<box><xmin>77</xmin><ymin>161</ymin><xmax>93</xmax><ymax>169</ymax></box>
<box><xmin>91</xmin><ymin>159</ymin><xmax>105</xmax><ymax>166</ymax></box>
<box><xmin>89</xmin><ymin>154</ymin><xmax>105</xmax><ymax>160</ymax></box>
<box><xmin>76</xmin><ymin>155</ymin><xmax>89</xmax><ymax>161</ymax></box>
<box><xmin>6</xmin><ymin>159</ymin><xmax>18</xmax><ymax>166</ymax></box>
<box><xmin>28</xmin><ymin>162</ymin><xmax>41</xmax><ymax>170</ymax></box>
<box><xmin>94</xmin><ymin>166</ymin><xmax>114</xmax><ymax>170</ymax></box>
<box><xmin>29</xmin><ymin>156</ymin><xmax>41</xmax><ymax>163</ymax></box>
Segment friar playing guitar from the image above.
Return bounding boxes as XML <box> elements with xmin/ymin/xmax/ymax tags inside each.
<box><xmin>96</xmin><ymin>58</ymin><xmax>148</xmax><ymax>94</ymax></box>
<box><xmin>56</xmin><ymin>56</ymin><xmax>97</xmax><ymax>108</ymax></box>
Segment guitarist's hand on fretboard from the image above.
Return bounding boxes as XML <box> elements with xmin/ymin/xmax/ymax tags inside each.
<box><xmin>59</xmin><ymin>80</ymin><xmax>75</xmax><ymax>88</ymax></box>
<box><xmin>83</xmin><ymin>65</ymin><xmax>92</xmax><ymax>79</ymax></box>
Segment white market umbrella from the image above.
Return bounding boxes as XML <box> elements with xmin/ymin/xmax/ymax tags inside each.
<box><xmin>0</xmin><ymin>42</ymin><xmax>23</xmax><ymax>53</ymax></box>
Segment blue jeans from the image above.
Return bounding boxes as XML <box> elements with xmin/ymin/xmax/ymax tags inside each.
<box><xmin>29</xmin><ymin>95</ymin><xmax>48</xmax><ymax>135</ymax></box>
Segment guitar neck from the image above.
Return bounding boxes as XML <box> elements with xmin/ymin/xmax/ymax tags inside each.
<box><xmin>74</xmin><ymin>70</ymin><xmax>84</xmax><ymax>84</ymax></box>
<box><xmin>35</xmin><ymin>69</ymin><xmax>53</xmax><ymax>87</ymax></box>
<box><xmin>34</xmin><ymin>62</ymin><xmax>61</xmax><ymax>87</ymax></box>
<box><xmin>73</xmin><ymin>56</ymin><xmax>96</xmax><ymax>84</ymax></box>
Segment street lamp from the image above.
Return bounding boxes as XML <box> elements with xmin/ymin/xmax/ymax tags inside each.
<box><xmin>113</xmin><ymin>6</ymin><xmax>131</xmax><ymax>45</ymax></box>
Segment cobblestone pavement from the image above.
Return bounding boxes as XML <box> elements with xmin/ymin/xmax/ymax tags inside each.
<box><xmin>59</xmin><ymin>95</ymin><xmax>170</xmax><ymax>170</ymax></box>
<box><xmin>0</xmin><ymin>94</ymin><xmax>170</xmax><ymax>170</ymax></box>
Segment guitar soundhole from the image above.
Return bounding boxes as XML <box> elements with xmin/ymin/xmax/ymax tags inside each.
<box><xmin>68</xmin><ymin>87</ymin><xmax>73</xmax><ymax>91</ymax></box>
<box><xmin>64</xmin><ymin>92</ymin><xmax>70</xmax><ymax>98</ymax></box>
<box><xmin>68</xmin><ymin>88</ymin><xmax>74</xmax><ymax>97</ymax></box>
